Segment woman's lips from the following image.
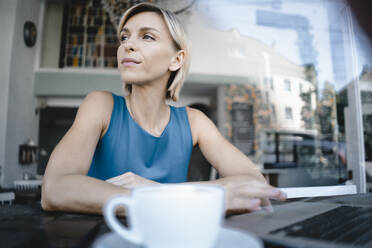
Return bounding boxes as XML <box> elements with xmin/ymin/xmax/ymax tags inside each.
<box><xmin>121</xmin><ymin>58</ymin><xmax>140</xmax><ymax>66</ymax></box>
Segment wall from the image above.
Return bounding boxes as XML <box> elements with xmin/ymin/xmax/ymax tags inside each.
<box><xmin>40</xmin><ymin>1</ymin><xmax>63</xmax><ymax>68</ymax></box>
<box><xmin>1</xmin><ymin>0</ymin><xmax>41</xmax><ymax>187</ymax></box>
<box><xmin>0</xmin><ymin>1</ymin><xmax>18</xmax><ymax>186</ymax></box>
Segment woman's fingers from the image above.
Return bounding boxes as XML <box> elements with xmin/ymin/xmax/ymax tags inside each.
<box><xmin>266</xmin><ymin>188</ymin><xmax>287</xmax><ymax>200</ymax></box>
<box><xmin>227</xmin><ymin>197</ymin><xmax>261</xmax><ymax>211</ymax></box>
<box><xmin>232</xmin><ymin>184</ymin><xmax>285</xmax><ymax>200</ymax></box>
<box><xmin>260</xmin><ymin>196</ymin><xmax>271</xmax><ymax>207</ymax></box>
<box><xmin>223</xmin><ymin>177</ymin><xmax>287</xmax><ymax>213</ymax></box>
<box><xmin>106</xmin><ymin>172</ymin><xmax>134</xmax><ymax>184</ymax></box>
<box><xmin>106</xmin><ymin>172</ymin><xmax>159</xmax><ymax>189</ymax></box>
<box><xmin>105</xmin><ymin>173</ymin><xmax>137</xmax><ymax>188</ymax></box>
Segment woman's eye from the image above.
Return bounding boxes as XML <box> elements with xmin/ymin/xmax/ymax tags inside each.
<box><xmin>143</xmin><ymin>34</ymin><xmax>154</xmax><ymax>40</ymax></box>
<box><xmin>120</xmin><ymin>35</ymin><xmax>128</xmax><ymax>42</ymax></box>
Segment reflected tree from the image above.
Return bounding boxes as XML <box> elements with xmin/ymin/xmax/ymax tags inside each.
<box><xmin>318</xmin><ymin>81</ymin><xmax>337</xmax><ymax>141</ymax></box>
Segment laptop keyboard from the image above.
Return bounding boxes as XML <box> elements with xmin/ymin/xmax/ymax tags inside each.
<box><xmin>307</xmin><ymin>193</ymin><xmax>372</xmax><ymax>206</ymax></box>
<box><xmin>270</xmin><ymin>206</ymin><xmax>372</xmax><ymax>246</ymax></box>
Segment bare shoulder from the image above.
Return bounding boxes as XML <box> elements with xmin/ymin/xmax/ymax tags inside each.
<box><xmin>78</xmin><ymin>91</ymin><xmax>113</xmax><ymax>119</ymax></box>
<box><xmin>83</xmin><ymin>90</ymin><xmax>113</xmax><ymax>107</ymax></box>
<box><xmin>74</xmin><ymin>91</ymin><xmax>114</xmax><ymax>138</ymax></box>
<box><xmin>186</xmin><ymin>106</ymin><xmax>210</xmax><ymax>123</ymax></box>
<box><xmin>186</xmin><ymin>106</ymin><xmax>216</xmax><ymax>146</ymax></box>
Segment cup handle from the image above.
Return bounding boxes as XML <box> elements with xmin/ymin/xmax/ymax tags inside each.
<box><xmin>103</xmin><ymin>195</ymin><xmax>143</xmax><ymax>244</ymax></box>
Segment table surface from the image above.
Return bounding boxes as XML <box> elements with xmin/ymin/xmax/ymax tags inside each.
<box><xmin>0</xmin><ymin>196</ymin><xmax>283</xmax><ymax>248</ymax></box>
<box><xmin>1</xmin><ymin>193</ymin><xmax>371</xmax><ymax>248</ymax></box>
<box><xmin>0</xmin><ymin>199</ymin><xmax>108</xmax><ymax>248</ymax></box>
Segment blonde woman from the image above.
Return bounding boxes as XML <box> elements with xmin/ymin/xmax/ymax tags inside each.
<box><xmin>42</xmin><ymin>3</ymin><xmax>286</xmax><ymax>215</ymax></box>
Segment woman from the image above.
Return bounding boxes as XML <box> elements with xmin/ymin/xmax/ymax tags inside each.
<box><xmin>41</xmin><ymin>3</ymin><xmax>286</xmax><ymax>215</ymax></box>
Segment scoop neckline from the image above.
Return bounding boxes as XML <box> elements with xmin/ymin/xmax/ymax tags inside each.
<box><xmin>123</xmin><ymin>97</ymin><xmax>173</xmax><ymax>139</ymax></box>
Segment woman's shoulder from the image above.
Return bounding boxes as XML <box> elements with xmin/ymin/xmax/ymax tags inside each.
<box><xmin>186</xmin><ymin>106</ymin><xmax>215</xmax><ymax>146</ymax></box>
<box><xmin>83</xmin><ymin>91</ymin><xmax>114</xmax><ymax>110</ymax></box>
<box><xmin>79</xmin><ymin>91</ymin><xmax>114</xmax><ymax>135</ymax></box>
<box><xmin>85</xmin><ymin>90</ymin><xmax>113</xmax><ymax>101</ymax></box>
<box><xmin>186</xmin><ymin>106</ymin><xmax>210</xmax><ymax>124</ymax></box>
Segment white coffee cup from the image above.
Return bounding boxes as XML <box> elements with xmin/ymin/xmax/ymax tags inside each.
<box><xmin>103</xmin><ymin>184</ymin><xmax>225</xmax><ymax>248</ymax></box>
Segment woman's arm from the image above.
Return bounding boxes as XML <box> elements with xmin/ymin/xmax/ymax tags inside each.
<box><xmin>103</xmin><ymin>106</ymin><xmax>285</xmax><ymax>214</ymax></box>
<box><xmin>186</xmin><ymin>107</ymin><xmax>286</xmax><ymax>212</ymax></box>
<box><xmin>107</xmin><ymin>107</ymin><xmax>286</xmax><ymax>213</ymax></box>
<box><xmin>41</xmin><ymin>91</ymin><xmax>129</xmax><ymax>214</ymax></box>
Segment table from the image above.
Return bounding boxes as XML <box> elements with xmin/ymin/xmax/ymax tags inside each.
<box><xmin>1</xmin><ymin>194</ymin><xmax>370</xmax><ymax>248</ymax></box>
<box><xmin>0</xmin><ymin>201</ymin><xmax>108</xmax><ymax>248</ymax></box>
<box><xmin>0</xmin><ymin>198</ymin><xmax>281</xmax><ymax>248</ymax></box>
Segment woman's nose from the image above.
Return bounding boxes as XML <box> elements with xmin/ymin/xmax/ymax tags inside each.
<box><xmin>123</xmin><ymin>38</ymin><xmax>136</xmax><ymax>52</ymax></box>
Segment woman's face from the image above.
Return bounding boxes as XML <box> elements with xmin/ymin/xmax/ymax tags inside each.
<box><xmin>117</xmin><ymin>11</ymin><xmax>178</xmax><ymax>87</ymax></box>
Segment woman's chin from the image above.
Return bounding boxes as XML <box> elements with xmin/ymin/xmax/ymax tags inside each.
<box><xmin>122</xmin><ymin>78</ymin><xmax>141</xmax><ymax>84</ymax></box>
<box><xmin>120</xmin><ymin>70</ymin><xmax>142</xmax><ymax>80</ymax></box>
<box><xmin>120</xmin><ymin>75</ymin><xmax>139</xmax><ymax>84</ymax></box>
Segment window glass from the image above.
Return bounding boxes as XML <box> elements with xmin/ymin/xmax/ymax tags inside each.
<box><xmin>284</xmin><ymin>79</ymin><xmax>291</xmax><ymax>92</ymax></box>
<box><xmin>285</xmin><ymin>107</ymin><xmax>293</xmax><ymax>119</ymax></box>
<box><xmin>42</xmin><ymin>0</ymin><xmax>371</xmax><ymax>190</ymax></box>
<box><xmin>192</xmin><ymin>0</ymin><xmax>372</xmax><ymax>189</ymax></box>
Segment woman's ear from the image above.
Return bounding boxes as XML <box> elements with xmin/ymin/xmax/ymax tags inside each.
<box><xmin>169</xmin><ymin>50</ymin><xmax>185</xmax><ymax>72</ymax></box>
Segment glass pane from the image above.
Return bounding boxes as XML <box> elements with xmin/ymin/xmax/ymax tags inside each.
<box><xmin>190</xmin><ymin>0</ymin><xmax>372</xmax><ymax>188</ymax></box>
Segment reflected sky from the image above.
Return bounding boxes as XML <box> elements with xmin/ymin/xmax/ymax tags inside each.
<box><xmin>194</xmin><ymin>0</ymin><xmax>372</xmax><ymax>91</ymax></box>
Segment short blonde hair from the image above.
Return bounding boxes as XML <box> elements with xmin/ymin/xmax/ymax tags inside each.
<box><xmin>117</xmin><ymin>3</ymin><xmax>191</xmax><ymax>102</ymax></box>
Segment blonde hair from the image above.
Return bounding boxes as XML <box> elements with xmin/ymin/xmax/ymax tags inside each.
<box><xmin>117</xmin><ymin>3</ymin><xmax>191</xmax><ymax>102</ymax></box>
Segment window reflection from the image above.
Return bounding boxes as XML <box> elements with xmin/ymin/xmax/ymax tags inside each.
<box><xmin>38</xmin><ymin>0</ymin><xmax>372</xmax><ymax>190</ymax></box>
<box><xmin>191</xmin><ymin>0</ymin><xmax>372</xmax><ymax>187</ymax></box>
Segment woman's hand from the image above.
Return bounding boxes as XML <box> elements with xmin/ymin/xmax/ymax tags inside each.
<box><xmin>106</xmin><ymin>172</ymin><xmax>160</xmax><ymax>189</ymax></box>
<box><xmin>219</xmin><ymin>175</ymin><xmax>287</xmax><ymax>215</ymax></box>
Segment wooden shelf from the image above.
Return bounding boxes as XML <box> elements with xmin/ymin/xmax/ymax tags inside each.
<box><xmin>61</xmin><ymin>0</ymin><xmax>118</xmax><ymax>69</ymax></box>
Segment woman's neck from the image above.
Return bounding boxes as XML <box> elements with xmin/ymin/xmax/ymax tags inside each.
<box><xmin>125</xmin><ymin>81</ymin><xmax>170</xmax><ymax>137</ymax></box>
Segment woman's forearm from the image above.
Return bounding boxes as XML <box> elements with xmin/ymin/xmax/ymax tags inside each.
<box><xmin>41</xmin><ymin>174</ymin><xmax>129</xmax><ymax>215</ymax></box>
<box><xmin>182</xmin><ymin>173</ymin><xmax>286</xmax><ymax>212</ymax></box>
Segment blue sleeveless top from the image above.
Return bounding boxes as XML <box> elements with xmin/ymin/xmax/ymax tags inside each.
<box><xmin>87</xmin><ymin>93</ymin><xmax>193</xmax><ymax>183</ymax></box>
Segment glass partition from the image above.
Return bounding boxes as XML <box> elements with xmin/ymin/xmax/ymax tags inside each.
<box><xmin>38</xmin><ymin>0</ymin><xmax>372</xmax><ymax>191</ymax></box>
<box><xmin>188</xmin><ymin>0</ymin><xmax>372</xmax><ymax>189</ymax></box>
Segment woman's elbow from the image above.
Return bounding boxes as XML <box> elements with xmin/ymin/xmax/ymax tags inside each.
<box><xmin>41</xmin><ymin>196</ymin><xmax>52</xmax><ymax>211</ymax></box>
<box><xmin>41</xmin><ymin>178</ymin><xmax>58</xmax><ymax>211</ymax></box>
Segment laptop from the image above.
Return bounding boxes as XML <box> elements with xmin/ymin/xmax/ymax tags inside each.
<box><xmin>225</xmin><ymin>186</ymin><xmax>372</xmax><ymax>248</ymax></box>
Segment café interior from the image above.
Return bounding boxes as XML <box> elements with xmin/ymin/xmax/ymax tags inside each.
<box><xmin>1</xmin><ymin>0</ymin><xmax>372</xmax><ymax>247</ymax></box>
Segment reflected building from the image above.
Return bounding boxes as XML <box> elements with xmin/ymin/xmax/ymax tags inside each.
<box><xmin>185</xmin><ymin>15</ymin><xmax>318</xmax><ymax>135</ymax></box>
<box><xmin>187</xmin><ymin>20</ymin><xmax>319</xmax><ymax>165</ymax></box>
<box><xmin>185</xmin><ymin>12</ymin><xmax>345</xmax><ymax>184</ymax></box>
<box><xmin>265</xmin><ymin>69</ymin><xmax>317</xmax><ymax>133</ymax></box>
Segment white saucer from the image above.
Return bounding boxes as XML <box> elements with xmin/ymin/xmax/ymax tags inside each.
<box><xmin>92</xmin><ymin>226</ymin><xmax>262</xmax><ymax>248</ymax></box>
